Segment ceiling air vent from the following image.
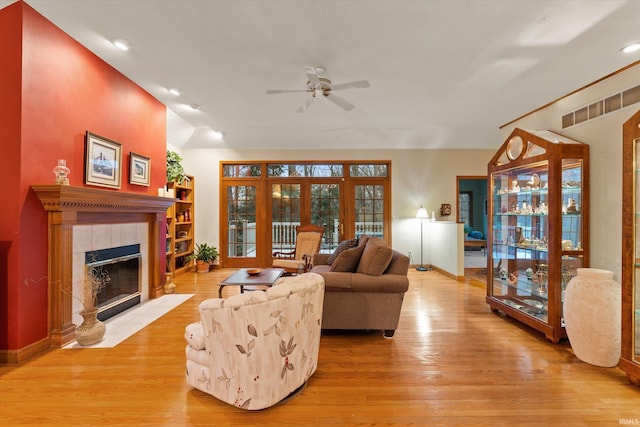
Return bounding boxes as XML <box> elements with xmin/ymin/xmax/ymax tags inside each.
<box><xmin>562</xmin><ymin>84</ymin><xmax>640</xmax><ymax>129</ymax></box>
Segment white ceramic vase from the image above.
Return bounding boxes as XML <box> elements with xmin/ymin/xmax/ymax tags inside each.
<box><xmin>563</xmin><ymin>268</ymin><xmax>621</xmax><ymax>367</ymax></box>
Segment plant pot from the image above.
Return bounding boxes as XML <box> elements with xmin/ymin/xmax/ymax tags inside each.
<box><xmin>196</xmin><ymin>260</ymin><xmax>210</xmax><ymax>273</ymax></box>
<box><xmin>75</xmin><ymin>309</ymin><xmax>106</xmax><ymax>346</ymax></box>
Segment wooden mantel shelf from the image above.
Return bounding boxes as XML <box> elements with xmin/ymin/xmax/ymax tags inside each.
<box><xmin>32</xmin><ymin>184</ymin><xmax>175</xmax><ymax>213</ymax></box>
<box><xmin>31</xmin><ymin>184</ymin><xmax>176</xmax><ymax>348</ymax></box>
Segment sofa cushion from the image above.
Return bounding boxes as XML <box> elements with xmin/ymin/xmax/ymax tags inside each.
<box><xmin>184</xmin><ymin>321</ymin><xmax>205</xmax><ymax>350</ymax></box>
<box><xmin>356</xmin><ymin>239</ymin><xmax>394</xmax><ymax>276</ymax></box>
<box><xmin>329</xmin><ymin>244</ymin><xmax>366</xmax><ymax>272</ymax></box>
<box><xmin>327</xmin><ymin>238</ymin><xmax>359</xmax><ymax>265</ymax></box>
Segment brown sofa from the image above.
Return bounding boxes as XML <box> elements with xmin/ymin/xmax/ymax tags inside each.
<box><xmin>311</xmin><ymin>236</ymin><xmax>409</xmax><ymax>338</ymax></box>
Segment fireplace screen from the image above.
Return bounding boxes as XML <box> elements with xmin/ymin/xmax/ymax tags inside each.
<box><xmin>85</xmin><ymin>244</ymin><xmax>141</xmax><ymax>321</ymax></box>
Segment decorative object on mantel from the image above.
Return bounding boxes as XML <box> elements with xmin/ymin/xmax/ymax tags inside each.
<box><xmin>52</xmin><ymin>159</ymin><xmax>70</xmax><ymax>185</ymax></box>
<box><xmin>563</xmin><ymin>268</ymin><xmax>621</xmax><ymax>367</ymax></box>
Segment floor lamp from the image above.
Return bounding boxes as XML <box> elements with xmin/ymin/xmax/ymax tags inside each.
<box><xmin>416</xmin><ymin>205</ymin><xmax>431</xmax><ymax>271</ymax></box>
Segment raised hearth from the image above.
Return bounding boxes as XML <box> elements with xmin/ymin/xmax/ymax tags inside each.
<box><xmin>32</xmin><ymin>185</ymin><xmax>175</xmax><ymax>347</ymax></box>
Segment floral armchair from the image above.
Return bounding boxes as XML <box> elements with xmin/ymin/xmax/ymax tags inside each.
<box><xmin>185</xmin><ymin>272</ymin><xmax>325</xmax><ymax>410</ymax></box>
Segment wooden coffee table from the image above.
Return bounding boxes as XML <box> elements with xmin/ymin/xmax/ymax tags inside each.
<box><xmin>218</xmin><ymin>268</ymin><xmax>285</xmax><ymax>298</ymax></box>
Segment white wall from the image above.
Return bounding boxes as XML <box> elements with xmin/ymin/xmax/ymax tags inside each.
<box><xmin>428</xmin><ymin>221</ymin><xmax>465</xmax><ymax>278</ymax></box>
<box><xmin>500</xmin><ymin>62</ymin><xmax>640</xmax><ymax>281</ymax></box>
<box><xmin>180</xmin><ymin>148</ymin><xmax>494</xmax><ymax>265</ymax></box>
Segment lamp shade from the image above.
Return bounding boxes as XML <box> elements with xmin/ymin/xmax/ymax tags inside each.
<box><xmin>416</xmin><ymin>206</ymin><xmax>428</xmax><ymax>219</ymax></box>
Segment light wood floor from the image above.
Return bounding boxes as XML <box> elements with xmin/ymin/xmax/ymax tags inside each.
<box><xmin>2</xmin><ymin>269</ymin><xmax>638</xmax><ymax>426</ymax></box>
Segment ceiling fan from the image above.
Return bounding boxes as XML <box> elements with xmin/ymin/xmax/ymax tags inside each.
<box><xmin>266</xmin><ymin>66</ymin><xmax>370</xmax><ymax>113</ymax></box>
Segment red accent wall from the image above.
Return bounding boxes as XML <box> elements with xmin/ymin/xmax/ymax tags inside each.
<box><xmin>0</xmin><ymin>1</ymin><xmax>167</xmax><ymax>352</ymax></box>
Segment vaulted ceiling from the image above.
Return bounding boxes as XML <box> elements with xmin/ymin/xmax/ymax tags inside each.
<box><xmin>5</xmin><ymin>0</ymin><xmax>640</xmax><ymax>150</ymax></box>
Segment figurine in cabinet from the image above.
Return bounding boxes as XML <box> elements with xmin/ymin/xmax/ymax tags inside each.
<box><xmin>525</xmin><ymin>268</ymin><xmax>534</xmax><ymax>280</ymax></box>
<box><xmin>529</xmin><ymin>173</ymin><xmax>541</xmax><ymax>189</ymax></box>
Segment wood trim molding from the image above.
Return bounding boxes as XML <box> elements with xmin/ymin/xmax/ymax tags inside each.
<box><xmin>32</xmin><ymin>185</ymin><xmax>174</xmax><ymax>214</ymax></box>
<box><xmin>32</xmin><ymin>185</ymin><xmax>175</xmax><ymax>347</ymax></box>
<box><xmin>500</xmin><ymin>59</ymin><xmax>640</xmax><ymax>129</ymax></box>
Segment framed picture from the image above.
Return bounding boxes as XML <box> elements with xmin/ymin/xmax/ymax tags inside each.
<box><xmin>129</xmin><ymin>152</ymin><xmax>151</xmax><ymax>186</ymax></box>
<box><xmin>85</xmin><ymin>131</ymin><xmax>122</xmax><ymax>189</ymax></box>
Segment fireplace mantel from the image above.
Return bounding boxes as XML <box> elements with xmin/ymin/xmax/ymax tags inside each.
<box><xmin>32</xmin><ymin>184</ymin><xmax>174</xmax><ymax>214</ymax></box>
<box><xmin>32</xmin><ymin>185</ymin><xmax>175</xmax><ymax>347</ymax></box>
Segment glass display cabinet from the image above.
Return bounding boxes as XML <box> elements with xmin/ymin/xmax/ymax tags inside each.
<box><xmin>487</xmin><ymin>129</ymin><xmax>589</xmax><ymax>343</ymax></box>
<box><xmin>621</xmin><ymin>109</ymin><xmax>640</xmax><ymax>386</ymax></box>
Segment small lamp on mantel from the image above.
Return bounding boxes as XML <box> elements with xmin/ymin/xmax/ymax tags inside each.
<box><xmin>416</xmin><ymin>205</ymin><xmax>431</xmax><ymax>271</ymax></box>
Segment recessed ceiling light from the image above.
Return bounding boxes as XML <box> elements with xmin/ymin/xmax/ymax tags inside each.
<box><xmin>169</xmin><ymin>88</ymin><xmax>181</xmax><ymax>96</ymax></box>
<box><xmin>112</xmin><ymin>38</ymin><xmax>130</xmax><ymax>51</ymax></box>
<box><xmin>210</xmin><ymin>130</ymin><xmax>224</xmax><ymax>141</ymax></box>
<box><xmin>190</xmin><ymin>104</ymin><xmax>200</xmax><ymax>110</ymax></box>
<box><xmin>621</xmin><ymin>43</ymin><xmax>640</xmax><ymax>54</ymax></box>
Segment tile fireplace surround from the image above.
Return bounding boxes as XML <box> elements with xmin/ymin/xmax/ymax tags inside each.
<box><xmin>32</xmin><ymin>185</ymin><xmax>175</xmax><ymax>348</ymax></box>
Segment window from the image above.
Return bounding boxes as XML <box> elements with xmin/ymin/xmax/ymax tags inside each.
<box><xmin>459</xmin><ymin>191</ymin><xmax>472</xmax><ymax>227</ymax></box>
<box><xmin>220</xmin><ymin>161</ymin><xmax>391</xmax><ymax>266</ymax></box>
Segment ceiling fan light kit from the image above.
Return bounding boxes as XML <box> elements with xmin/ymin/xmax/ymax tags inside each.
<box><xmin>267</xmin><ymin>66</ymin><xmax>370</xmax><ymax>113</ymax></box>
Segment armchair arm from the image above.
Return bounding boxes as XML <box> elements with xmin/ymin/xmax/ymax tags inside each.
<box><xmin>272</xmin><ymin>250</ymin><xmax>295</xmax><ymax>259</ymax></box>
<box><xmin>301</xmin><ymin>254</ymin><xmax>315</xmax><ymax>271</ymax></box>
<box><xmin>311</xmin><ymin>253</ymin><xmax>331</xmax><ymax>266</ymax></box>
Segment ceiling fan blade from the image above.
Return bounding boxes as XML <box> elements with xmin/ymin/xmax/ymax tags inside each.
<box><xmin>296</xmin><ymin>96</ymin><xmax>315</xmax><ymax>113</ymax></box>
<box><xmin>304</xmin><ymin>66</ymin><xmax>321</xmax><ymax>87</ymax></box>
<box><xmin>326</xmin><ymin>92</ymin><xmax>355</xmax><ymax>111</ymax></box>
<box><xmin>330</xmin><ymin>80</ymin><xmax>370</xmax><ymax>91</ymax></box>
<box><xmin>266</xmin><ymin>89</ymin><xmax>310</xmax><ymax>94</ymax></box>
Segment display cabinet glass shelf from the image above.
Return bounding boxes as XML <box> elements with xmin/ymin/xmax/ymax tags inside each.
<box><xmin>621</xmin><ymin>109</ymin><xmax>640</xmax><ymax>386</ymax></box>
<box><xmin>166</xmin><ymin>175</ymin><xmax>195</xmax><ymax>276</ymax></box>
<box><xmin>487</xmin><ymin>128</ymin><xmax>589</xmax><ymax>343</ymax></box>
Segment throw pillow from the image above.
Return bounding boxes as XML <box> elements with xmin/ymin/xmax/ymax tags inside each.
<box><xmin>329</xmin><ymin>244</ymin><xmax>366</xmax><ymax>272</ymax></box>
<box><xmin>469</xmin><ymin>230</ymin><xmax>484</xmax><ymax>239</ymax></box>
<box><xmin>185</xmin><ymin>321</ymin><xmax>205</xmax><ymax>350</ymax></box>
<box><xmin>356</xmin><ymin>239</ymin><xmax>394</xmax><ymax>276</ymax></box>
<box><xmin>327</xmin><ymin>238</ymin><xmax>359</xmax><ymax>265</ymax></box>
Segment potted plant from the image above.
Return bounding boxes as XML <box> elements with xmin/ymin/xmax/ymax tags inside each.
<box><xmin>166</xmin><ymin>150</ymin><xmax>188</xmax><ymax>184</ymax></box>
<box><xmin>190</xmin><ymin>243</ymin><xmax>219</xmax><ymax>273</ymax></box>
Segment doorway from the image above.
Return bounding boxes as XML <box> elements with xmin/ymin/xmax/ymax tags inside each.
<box><xmin>457</xmin><ymin>176</ymin><xmax>488</xmax><ymax>280</ymax></box>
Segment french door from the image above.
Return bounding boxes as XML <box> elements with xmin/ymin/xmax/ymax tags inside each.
<box><xmin>271</xmin><ymin>180</ymin><xmax>343</xmax><ymax>255</ymax></box>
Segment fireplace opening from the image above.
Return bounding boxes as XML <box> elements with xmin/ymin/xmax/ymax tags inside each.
<box><xmin>85</xmin><ymin>244</ymin><xmax>141</xmax><ymax>321</ymax></box>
